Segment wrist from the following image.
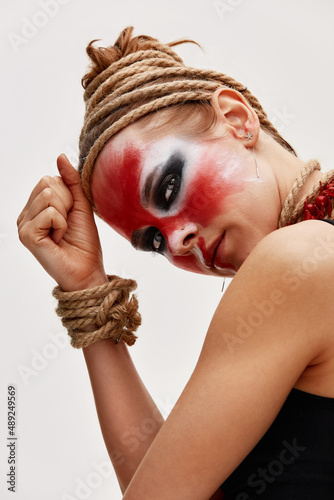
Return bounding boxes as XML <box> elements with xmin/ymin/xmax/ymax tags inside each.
<box><xmin>59</xmin><ymin>271</ymin><xmax>109</xmax><ymax>292</ymax></box>
<box><xmin>82</xmin><ymin>336</ymin><xmax>127</xmax><ymax>355</ymax></box>
<box><xmin>52</xmin><ymin>275</ymin><xmax>141</xmax><ymax>348</ymax></box>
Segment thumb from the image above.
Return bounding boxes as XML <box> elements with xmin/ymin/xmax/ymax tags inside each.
<box><xmin>56</xmin><ymin>154</ymin><xmax>90</xmax><ymax>207</ymax></box>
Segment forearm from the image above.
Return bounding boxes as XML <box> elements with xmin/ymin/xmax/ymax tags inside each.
<box><xmin>83</xmin><ymin>339</ymin><xmax>164</xmax><ymax>493</ymax></box>
<box><xmin>17</xmin><ymin>159</ymin><xmax>165</xmax><ymax>495</ymax></box>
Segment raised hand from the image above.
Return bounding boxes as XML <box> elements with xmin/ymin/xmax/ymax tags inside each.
<box><xmin>17</xmin><ymin>154</ymin><xmax>108</xmax><ymax>291</ymax></box>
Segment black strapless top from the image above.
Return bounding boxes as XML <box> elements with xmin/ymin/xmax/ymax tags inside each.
<box><xmin>220</xmin><ymin>220</ymin><xmax>334</xmax><ymax>499</ymax></box>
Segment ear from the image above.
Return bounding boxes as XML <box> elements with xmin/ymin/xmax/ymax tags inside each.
<box><xmin>210</xmin><ymin>87</ymin><xmax>260</xmax><ymax>147</ymax></box>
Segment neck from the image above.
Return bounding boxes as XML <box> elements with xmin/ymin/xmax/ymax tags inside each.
<box><xmin>258</xmin><ymin>130</ymin><xmax>328</xmax><ymax>209</ymax></box>
<box><xmin>254</xmin><ymin>130</ymin><xmax>334</xmax><ymax>228</ymax></box>
<box><xmin>256</xmin><ymin>130</ymin><xmax>325</xmax><ymax>207</ymax></box>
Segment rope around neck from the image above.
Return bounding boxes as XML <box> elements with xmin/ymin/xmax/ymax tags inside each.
<box><xmin>278</xmin><ymin>160</ymin><xmax>334</xmax><ymax>228</ymax></box>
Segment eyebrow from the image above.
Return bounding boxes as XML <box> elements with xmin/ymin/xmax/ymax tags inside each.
<box><xmin>142</xmin><ymin>169</ymin><xmax>157</xmax><ymax>207</ymax></box>
<box><xmin>131</xmin><ymin>229</ymin><xmax>142</xmax><ymax>249</ymax></box>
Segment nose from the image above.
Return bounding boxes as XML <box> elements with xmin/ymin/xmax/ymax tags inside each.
<box><xmin>165</xmin><ymin>222</ymin><xmax>199</xmax><ymax>256</ymax></box>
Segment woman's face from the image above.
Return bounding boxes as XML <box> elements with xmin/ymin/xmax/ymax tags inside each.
<box><xmin>91</xmin><ymin>123</ymin><xmax>277</xmax><ymax>277</ymax></box>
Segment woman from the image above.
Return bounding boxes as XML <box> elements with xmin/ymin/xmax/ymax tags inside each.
<box><xmin>17</xmin><ymin>27</ymin><xmax>334</xmax><ymax>499</ymax></box>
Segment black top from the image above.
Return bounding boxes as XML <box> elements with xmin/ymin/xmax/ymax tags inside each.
<box><xmin>220</xmin><ymin>219</ymin><xmax>334</xmax><ymax>499</ymax></box>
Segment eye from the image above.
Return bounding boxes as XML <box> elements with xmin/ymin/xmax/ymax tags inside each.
<box><xmin>165</xmin><ymin>177</ymin><xmax>177</xmax><ymax>202</ymax></box>
<box><xmin>159</xmin><ymin>173</ymin><xmax>181</xmax><ymax>210</ymax></box>
<box><xmin>152</xmin><ymin>230</ymin><xmax>164</xmax><ymax>251</ymax></box>
<box><xmin>151</xmin><ymin>153</ymin><xmax>185</xmax><ymax>211</ymax></box>
<box><xmin>131</xmin><ymin>227</ymin><xmax>166</xmax><ymax>254</ymax></box>
<box><xmin>144</xmin><ymin>227</ymin><xmax>166</xmax><ymax>253</ymax></box>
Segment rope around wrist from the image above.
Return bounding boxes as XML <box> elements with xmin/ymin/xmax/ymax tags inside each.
<box><xmin>52</xmin><ymin>275</ymin><xmax>141</xmax><ymax>348</ymax></box>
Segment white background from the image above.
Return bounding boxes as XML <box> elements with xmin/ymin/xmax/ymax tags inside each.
<box><xmin>1</xmin><ymin>0</ymin><xmax>334</xmax><ymax>498</ymax></box>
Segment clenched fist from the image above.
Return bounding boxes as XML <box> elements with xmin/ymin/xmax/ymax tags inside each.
<box><xmin>17</xmin><ymin>154</ymin><xmax>108</xmax><ymax>292</ymax></box>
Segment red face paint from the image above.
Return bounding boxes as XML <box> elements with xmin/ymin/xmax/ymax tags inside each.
<box><xmin>92</xmin><ymin>133</ymin><xmax>251</xmax><ymax>276</ymax></box>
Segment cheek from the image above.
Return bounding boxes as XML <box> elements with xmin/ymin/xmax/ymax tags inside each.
<box><xmin>159</xmin><ymin>153</ymin><xmax>243</xmax><ymax>233</ymax></box>
<box><xmin>92</xmin><ymin>144</ymin><xmax>161</xmax><ymax>239</ymax></box>
<box><xmin>182</xmin><ymin>166</ymin><xmax>235</xmax><ymax>223</ymax></box>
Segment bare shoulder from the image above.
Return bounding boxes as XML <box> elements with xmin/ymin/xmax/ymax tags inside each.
<box><xmin>244</xmin><ymin>219</ymin><xmax>334</xmax><ymax>289</ymax></box>
<box><xmin>200</xmin><ymin>218</ymin><xmax>334</xmax><ymax>395</ymax></box>
<box><xmin>125</xmin><ymin>226</ymin><xmax>334</xmax><ymax>498</ymax></box>
<box><xmin>201</xmin><ymin>220</ymin><xmax>334</xmax><ymax>367</ymax></box>
<box><xmin>255</xmin><ymin>219</ymin><xmax>334</xmax><ymax>396</ymax></box>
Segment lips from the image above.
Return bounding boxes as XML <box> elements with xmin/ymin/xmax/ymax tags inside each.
<box><xmin>197</xmin><ymin>233</ymin><xmax>225</xmax><ymax>268</ymax></box>
<box><xmin>214</xmin><ymin>233</ymin><xmax>237</xmax><ymax>272</ymax></box>
<box><xmin>197</xmin><ymin>233</ymin><xmax>236</xmax><ymax>273</ymax></box>
<box><xmin>212</xmin><ymin>233</ymin><xmax>226</xmax><ymax>268</ymax></box>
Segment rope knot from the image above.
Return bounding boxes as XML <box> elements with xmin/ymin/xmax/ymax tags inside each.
<box><xmin>52</xmin><ymin>275</ymin><xmax>141</xmax><ymax>348</ymax></box>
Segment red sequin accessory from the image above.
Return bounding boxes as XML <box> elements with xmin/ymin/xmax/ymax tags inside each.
<box><xmin>302</xmin><ymin>181</ymin><xmax>334</xmax><ymax>220</ymax></box>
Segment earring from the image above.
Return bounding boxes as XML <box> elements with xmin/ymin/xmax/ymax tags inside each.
<box><xmin>253</xmin><ymin>146</ymin><xmax>260</xmax><ymax>179</ymax></box>
<box><xmin>244</xmin><ymin>131</ymin><xmax>260</xmax><ymax>178</ymax></box>
<box><xmin>221</xmin><ymin>278</ymin><xmax>226</xmax><ymax>293</ymax></box>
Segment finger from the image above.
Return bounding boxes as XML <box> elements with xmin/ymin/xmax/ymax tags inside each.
<box><xmin>57</xmin><ymin>154</ymin><xmax>92</xmax><ymax>209</ymax></box>
<box><xmin>51</xmin><ymin>222</ymin><xmax>69</xmax><ymax>245</ymax></box>
<box><xmin>17</xmin><ymin>187</ymin><xmax>70</xmax><ymax>232</ymax></box>
<box><xmin>17</xmin><ymin>175</ymin><xmax>54</xmax><ymax>227</ymax></box>
<box><xmin>17</xmin><ymin>175</ymin><xmax>73</xmax><ymax>227</ymax></box>
<box><xmin>18</xmin><ymin>206</ymin><xmax>68</xmax><ymax>250</ymax></box>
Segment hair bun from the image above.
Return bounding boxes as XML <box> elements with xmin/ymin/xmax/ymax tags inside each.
<box><xmin>82</xmin><ymin>26</ymin><xmax>184</xmax><ymax>89</ymax></box>
<box><xmin>78</xmin><ymin>26</ymin><xmax>297</xmax><ymax>212</ymax></box>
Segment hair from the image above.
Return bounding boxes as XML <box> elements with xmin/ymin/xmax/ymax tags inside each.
<box><xmin>78</xmin><ymin>26</ymin><xmax>297</xmax><ymax>213</ymax></box>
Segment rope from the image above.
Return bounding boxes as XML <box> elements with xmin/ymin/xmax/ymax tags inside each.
<box><xmin>81</xmin><ymin>89</ymin><xmax>214</xmax><ymax>208</ymax></box>
<box><xmin>78</xmin><ymin>28</ymin><xmax>297</xmax><ymax>212</ymax></box>
<box><xmin>278</xmin><ymin>160</ymin><xmax>334</xmax><ymax>228</ymax></box>
<box><xmin>52</xmin><ymin>276</ymin><xmax>141</xmax><ymax>348</ymax></box>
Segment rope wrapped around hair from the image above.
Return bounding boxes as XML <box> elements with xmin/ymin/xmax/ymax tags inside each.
<box><xmin>78</xmin><ymin>27</ymin><xmax>295</xmax><ymax>213</ymax></box>
<box><xmin>52</xmin><ymin>276</ymin><xmax>141</xmax><ymax>348</ymax></box>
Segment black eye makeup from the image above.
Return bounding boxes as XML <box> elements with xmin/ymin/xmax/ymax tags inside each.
<box><xmin>132</xmin><ymin>151</ymin><xmax>186</xmax><ymax>254</ymax></box>
<box><xmin>131</xmin><ymin>227</ymin><xmax>166</xmax><ymax>254</ymax></box>
<box><xmin>153</xmin><ymin>153</ymin><xmax>184</xmax><ymax>211</ymax></box>
<box><xmin>142</xmin><ymin>152</ymin><xmax>185</xmax><ymax>212</ymax></box>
